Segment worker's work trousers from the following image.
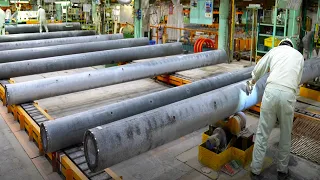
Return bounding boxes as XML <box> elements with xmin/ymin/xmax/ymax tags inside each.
<box><xmin>251</xmin><ymin>85</ymin><xmax>296</xmax><ymax>175</ymax></box>
<box><xmin>39</xmin><ymin>20</ymin><xmax>48</xmax><ymax>33</ymax></box>
<box><xmin>0</xmin><ymin>24</ymin><xmax>5</xmax><ymax>35</ymax></box>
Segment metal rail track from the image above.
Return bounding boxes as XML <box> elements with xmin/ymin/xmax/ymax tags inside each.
<box><xmin>292</xmin><ymin>108</ymin><xmax>320</xmax><ymax>164</ymax></box>
<box><xmin>250</xmin><ymin>105</ymin><xmax>320</xmax><ymax>164</ymax></box>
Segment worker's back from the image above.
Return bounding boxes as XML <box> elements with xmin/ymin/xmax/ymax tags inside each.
<box><xmin>38</xmin><ymin>8</ymin><xmax>46</xmax><ymax>21</ymax></box>
<box><xmin>267</xmin><ymin>45</ymin><xmax>304</xmax><ymax>92</ymax></box>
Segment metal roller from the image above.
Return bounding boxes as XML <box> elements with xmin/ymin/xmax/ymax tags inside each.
<box><xmin>0</xmin><ymin>30</ymin><xmax>96</xmax><ymax>42</ymax></box>
<box><xmin>0</xmin><ymin>34</ymin><xmax>123</xmax><ymax>51</ymax></box>
<box><xmin>41</xmin><ymin>66</ymin><xmax>252</xmax><ymax>153</ymax></box>
<box><xmin>0</xmin><ymin>37</ymin><xmax>149</xmax><ymax>64</ymax></box>
<box><xmin>5</xmin><ymin>49</ymin><xmax>226</xmax><ymax>105</ymax></box>
<box><xmin>83</xmin><ymin>59</ymin><xmax>320</xmax><ymax>172</ymax></box>
<box><xmin>5</xmin><ymin>22</ymin><xmax>81</xmax><ymax>34</ymax></box>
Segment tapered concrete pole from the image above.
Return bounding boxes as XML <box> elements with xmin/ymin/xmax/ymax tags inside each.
<box><xmin>0</xmin><ymin>30</ymin><xmax>96</xmax><ymax>42</ymax></box>
<box><xmin>83</xmin><ymin>59</ymin><xmax>320</xmax><ymax>172</ymax></box>
<box><xmin>5</xmin><ymin>49</ymin><xmax>226</xmax><ymax>105</ymax></box>
<box><xmin>0</xmin><ymin>38</ymin><xmax>149</xmax><ymax>64</ymax></box>
<box><xmin>41</xmin><ymin>66</ymin><xmax>252</xmax><ymax>153</ymax></box>
<box><xmin>0</xmin><ymin>34</ymin><xmax>123</xmax><ymax>51</ymax></box>
<box><xmin>5</xmin><ymin>22</ymin><xmax>81</xmax><ymax>34</ymax></box>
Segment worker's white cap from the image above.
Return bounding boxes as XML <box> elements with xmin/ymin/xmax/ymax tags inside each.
<box><xmin>279</xmin><ymin>38</ymin><xmax>294</xmax><ymax>48</ymax></box>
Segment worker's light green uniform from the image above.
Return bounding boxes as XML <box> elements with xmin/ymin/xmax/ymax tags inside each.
<box><xmin>250</xmin><ymin>45</ymin><xmax>304</xmax><ymax>175</ymax></box>
<box><xmin>38</xmin><ymin>7</ymin><xmax>48</xmax><ymax>33</ymax></box>
<box><xmin>0</xmin><ymin>9</ymin><xmax>5</xmax><ymax>35</ymax></box>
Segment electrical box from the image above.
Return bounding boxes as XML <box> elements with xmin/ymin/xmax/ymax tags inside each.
<box><xmin>190</xmin><ymin>0</ymin><xmax>213</xmax><ymax>25</ymax></box>
<box><xmin>277</xmin><ymin>0</ymin><xmax>302</xmax><ymax>10</ymax></box>
<box><xmin>0</xmin><ymin>0</ymin><xmax>9</xmax><ymax>7</ymax></box>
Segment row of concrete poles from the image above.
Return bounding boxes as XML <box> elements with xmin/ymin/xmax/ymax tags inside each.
<box><xmin>41</xmin><ymin>66</ymin><xmax>254</xmax><ymax>153</ymax></box>
<box><xmin>2</xmin><ymin>30</ymin><xmax>320</xmax><ymax>174</ymax></box>
<box><xmin>0</xmin><ymin>40</ymin><xmax>187</xmax><ymax>79</ymax></box>
<box><xmin>4</xmin><ymin>22</ymin><xmax>81</xmax><ymax>34</ymax></box>
<box><xmin>0</xmin><ymin>36</ymin><xmax>145</xmax><ymax>63</ymax></box>
<box><xmin>84</xmin><ymin>59</ymin><xmax>320</xmax><ymax>172</ymax></box>
<box><xmin>0</xmin><ymin>34</ymin><xmax>124</xmax><ymax>51</ymax></box>
<box><xmin>5</xmin><ymin>48</ymin><xmax>227</xmax><ymax>105</ymax></box>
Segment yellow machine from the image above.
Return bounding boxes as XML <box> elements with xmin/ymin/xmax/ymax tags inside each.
<box><xmin>198</xmin><ymin>112</ymin><xmax>254</xmax><ymax>173</ymax></box>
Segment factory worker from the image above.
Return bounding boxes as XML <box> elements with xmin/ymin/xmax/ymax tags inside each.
<box><xmin>37</xmin><ymin>5</ymin><xmax>48</xmax><ymax>33</ymax></box>
<box><xmin>246</xmin><ymin>38</ymin><xmax>304</xmax><ymax>180</ymax></box>
<box><xmin>0</xmin><ymin>8</ymin><xmax>5</xmax><ymax>35</ymax></box>
<box><xmin>5</xmin><ymin>9</ymin><xmax>11</xmax><ymax>23</ymax></box>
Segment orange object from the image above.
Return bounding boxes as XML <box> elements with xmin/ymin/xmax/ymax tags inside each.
<box><xmin>194</xmin><ymin>38</ymin><xmax>215</xmax><ymax>53</ymax></box>
<box><xmin>239</xmin><ymin>39</ymin><xmax>246</xmax><ymax>51</ymax></box>
<box><xmin>246</xmin><ymin>38</ymin><xmax>252</xmax><ymax>50</ymax></box>
<box><xmin>234</xmin><ymin>38</ymin><xmax>240</xmax><ymax>51</ymax></box>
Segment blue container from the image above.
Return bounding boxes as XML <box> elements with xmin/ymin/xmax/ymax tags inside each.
<box><xmin>149</xmin><ymin>40</ymin><xmax>156</xmax><ymax>45</ymax></box>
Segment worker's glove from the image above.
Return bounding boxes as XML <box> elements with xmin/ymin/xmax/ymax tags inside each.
<box><xmin>245</xmin><ymin>80</ymin><xmax>254</xmax><ymax>95</ymax></box>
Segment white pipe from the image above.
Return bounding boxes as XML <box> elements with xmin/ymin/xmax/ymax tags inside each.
<box><xmin>118</xmin><ymin>0</ymin><xmax>132</xmax><ymax>4</ymax></box>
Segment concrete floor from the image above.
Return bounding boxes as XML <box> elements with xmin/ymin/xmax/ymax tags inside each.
<box><xmin>1</xmin><ymin>61</ymin><xmax>320</xmax><ymax>179</ymax></box>
<box><xmin>0</xmin><ymin>112</ymin><xmax>43</xmax><ymax>179</ymax></box>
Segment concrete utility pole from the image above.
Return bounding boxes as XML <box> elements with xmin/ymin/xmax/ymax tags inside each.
<box><xmin>0</xmin><ymin>30</ymin><xmax>96</xmax><ymax>42</ymax></box>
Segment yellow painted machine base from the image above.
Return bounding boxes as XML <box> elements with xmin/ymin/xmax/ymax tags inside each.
<box><xmin>300</xmin><ymin>86</ymin><xmax>320</xmax><ymax>102</ymax></box>
<box><xmin>199</xmin><ymin>130</ymin><xmax>253</xmax><ymax>171</ymax></box>
<box><xmin>198</xmin><ymin>144</ymin><xmax>253</xmax><ymax>171</ymax></box>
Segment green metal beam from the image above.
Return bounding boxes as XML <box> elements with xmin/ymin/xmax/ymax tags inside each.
<box><xmin>288</xmin><ymin>9</ymin><xmax>300</xmax><ymax>49</ymax></box>
<box><xmin>134</xmin><ymin>0</ymin><xmax>142</xmax><ymax>38</ymax></box>
<box><xmin>218</xmin><ymin>0</ymin><xmax>229</xmax><ymax>52</ymax></box>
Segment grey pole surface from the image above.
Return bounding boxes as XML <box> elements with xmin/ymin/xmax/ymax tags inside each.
<box><xmin>5</xmin><ymin>49</ymin><xmax>226</xmax><ymax>105</ymax></box>
<box><xmin>5</xmin><ymin>22</ymin><xmax>81</xmax><ymax>34</ymax></box>
<box><xmin>0</xmin><ymin>34</ymin><xmax>124</xmax><ymax>51</ymax></box>
<box><xmin>0</xmin><ymin>30</ymin><xmax>96</xmax><ymax>42</ymax></box>
<box><xmin>40</xmin><ymin>66</ymin><xmax>253</xmax><ymax>153</ymax></box>
<box><xmin>0</xmin><ymin>40</ymin><xmax>171</xmax><ymax>79</ymax></box>
<box><xmin>83</xmin><ymin>59</ymin><xmax>320</xmax><ymax>172</ymax></box>
<box><xmin>0</xmin><ymin>37</ymin><xmax>149</xmax><ymax>64</ymax></box>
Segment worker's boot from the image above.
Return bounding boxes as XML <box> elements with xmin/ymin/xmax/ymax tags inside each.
<box><xmin>278</xmin><ymin>171</ymin><xmax>289</xmax><ymax>180</ymax></box>
<box><xmin>250</xmin><ymin>172</ymin><xmax>261</xmax><ymax>180</ymax></box>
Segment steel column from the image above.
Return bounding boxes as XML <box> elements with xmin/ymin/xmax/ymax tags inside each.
<box><xmin>288</xmin><ymin>9</ymin><xmax>301</xmax><ymax>49</ymax></box>
<box><xmin>134</xmin><ymin>0</ymin><xmax>142</xmax><ymax>38</ymax></box>
<box><xmin>218</xmin><ymin>0</ymin><xmax>229</xmax><ymax>51</ymax></box>
<box><xmin>5</xmin><ymin>22</ymin><xmax>81</xmax><ymax>34</ymax></box>
<box><xmin>0</xmin><ymin>34</ymin><xmax>123</xmax><ymax>51</ymax></box>
<box><xmin>83</xmin><ymin>59</ymin><xmax>320</xmax><ymax>172</ymax></box>
<box><xmin>0</xmin><ymin>38</ymin><xmax>149</xmax><ymax>64</ymax></box>
<box><xmin>0</xmin><ymin>30</ymin><xmax>96</xmax><ymax>43</ymax></box>
<box><xmin>41</xmin><ymin>66</ymin><xmax>252</xmax><ymax>153</ymax></box>
<box><xmin>5</xmin><ymin>49</ymin><xmax>226</xmax><ymax>105</ymax></box>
